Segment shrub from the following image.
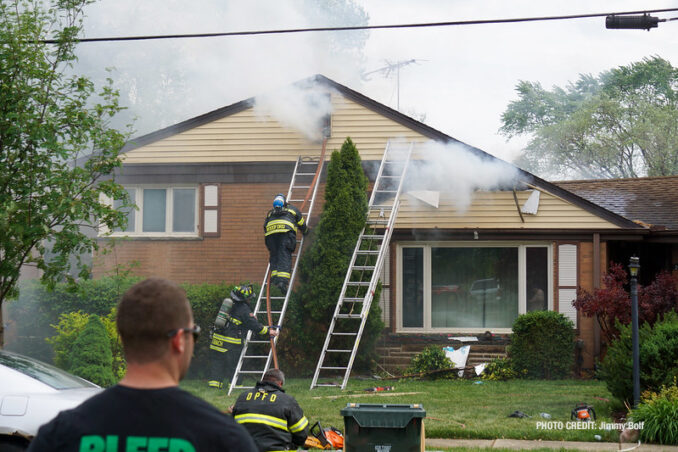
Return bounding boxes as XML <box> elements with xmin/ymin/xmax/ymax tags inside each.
<box><xmin>282</xmin><ymin>137</ymin><xmax>383</xmax><ymax>375</ymax></box>
<box><xmin>482</xmin><ymin>357</ymin><xmax>523</xmax><ymax>381</ymax></box>
<box><xmin>574</xmin><ymin>262</ymin><xmax>678</xmax><ymax>343</ymax></box>
<box><xmin>47</xmin><ymin>310</ymin><xmax>125</xmax><ymax>380</ymax></box>
<box><xmin>68</xmin><ymin>315</ymin><xmax>116</xmax><ymax>387</ymax></box>
<box><xmin>405</xmin><ymin>346</ymin><xmax>453</xmax><ymax>378</ymax></box>
<box><xmin>509</xmin><ymin>311</ymin><xmax>575</xmax><ymax>379</ymax></box>
<box><xmin>599</xmin><ymin>312</ymin><xmax>678</xmax><ymax>403</ymax></box>
<box><xmin>631</xmin><ymin>379</ymin><xmax>678</xmax><ymax>445</ymax></box>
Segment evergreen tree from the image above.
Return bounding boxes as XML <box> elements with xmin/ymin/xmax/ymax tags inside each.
<box><xmin>68</xmin><ymin>315</ymin><xmax>116</xmax><ymax>387</ymax></box>
<box><xmin>281</xmin><ymin>137</ymin><xmax>384</xmax><ymax>374</ymax></box>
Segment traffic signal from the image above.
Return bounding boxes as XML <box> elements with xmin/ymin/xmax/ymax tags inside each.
<box><xmin>606</xmin><ymin>14</ymin><xmax>661</xmax><ymax>30</ymax></box>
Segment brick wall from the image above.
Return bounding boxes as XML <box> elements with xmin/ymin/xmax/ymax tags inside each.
<box><xmin>94</xmin><ymin>182</ymin><xmax>325</xmax><ymax>285</ymax></box>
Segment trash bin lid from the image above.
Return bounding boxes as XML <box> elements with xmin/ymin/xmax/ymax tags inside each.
<box><xmin>340</xmin><ymin>403</ymin><xmax>426</xmax><ymax>428</ymax></box>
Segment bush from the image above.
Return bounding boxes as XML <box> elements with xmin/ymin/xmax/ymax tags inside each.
<box><xmin>482</xmin><ymin>358</ymin><xmax>523</xmax><ymax>381</ymax></box>
<box><xmin>574</xmin><ymin>262</ymin><xmax>678</xmax><ymax>343</ymax></box>
<box><xmin>68</xmin><ymin>315</ymin><xmax>116</xmax><ymax>387</ymax></box>
<box><xmin>282</xmin><ymin>137</ymin><xmax>383</xmax><ymax>375</ymax></box>
<box><xmin>599</xmin><ymin>312</ymin><xmax>678</xmax><ymax>403</ymax></box>
<box><xmin>509</xmin><ymin>311</ymin><xmax>575</xmax><ymax>379</ymax></box>
<box><xmin>405</xmin><ymin>346</ymin><xmax>453</xmax><ymax>378</ymax></box>
<box><xmin>631</xmin><ymin>379</ymin><xmax>678</xmax><ymax>445</ymax></box>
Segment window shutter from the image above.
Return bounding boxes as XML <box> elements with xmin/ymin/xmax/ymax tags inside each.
<box><xmin>202</xmin><ymin>184</ymin><xmax>220</xmax><ymax>237</ymax></box>
<box><xmin>558</xmin><ymin>244</ymin><xmax>578</xmax><ymax>327</ymax></box>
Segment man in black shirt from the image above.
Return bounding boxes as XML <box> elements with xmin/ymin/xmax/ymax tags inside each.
<box><xmin>232</xmin><ymin>369</ymin><xmax>309</xmax><ymax>452</ymax></box>
<box><xmin>28</xmin><ymin>277</ymin><xmax>256</xmax><ymax>452</ymax></box>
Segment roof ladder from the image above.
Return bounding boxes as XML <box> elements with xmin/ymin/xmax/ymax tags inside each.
<box><xmin>228</xmin><ymin>151</ymin><xmax>326</xmax><ymax>394</ymax></box>
<box><xmin>310</xmin><ymin>140</ymin><xmax>413</xmax><ymax>390</ymax></box>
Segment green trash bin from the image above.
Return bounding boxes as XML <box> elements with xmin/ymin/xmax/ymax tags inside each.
<box><xmin>341</xmin><ymin>403</ymin><xmax>426</xmax><ymax>452</ymax></box>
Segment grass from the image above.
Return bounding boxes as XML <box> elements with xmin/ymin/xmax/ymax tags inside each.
<box><xmin>181</xmin><ymin>377</ymin><xmax>622</xmax><ymax>443</ymax></box>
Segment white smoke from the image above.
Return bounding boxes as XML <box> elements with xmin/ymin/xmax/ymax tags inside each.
<box><xmin>408</xmin><ymin>140</ymin><xmax>521</xmax><ymax>212</ymax></box>
<box><xmin>254</xmin><ymin>83</ymin><xmax>334</xmax><ymax>142</ymax></box>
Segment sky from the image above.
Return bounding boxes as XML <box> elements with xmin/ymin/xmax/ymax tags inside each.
<box><xmin>74</xmin><ymin>0</ymin><xmax>678</xmax><ymax>165</ymax></box>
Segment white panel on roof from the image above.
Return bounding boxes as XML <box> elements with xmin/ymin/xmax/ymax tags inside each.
<box><xmin>558</xmin><ymin>288</ymin><xmax>578</xmax><ymax>327</ymax></box>
<box><xmin>558</xmin><ymin>244</ymin><xmax>577</xmax><ymax>286</ymax></box>
<box><xmin>521</xmin><ymin>190</ymin><xmax>540</xmax><ymax>215</ymax></box>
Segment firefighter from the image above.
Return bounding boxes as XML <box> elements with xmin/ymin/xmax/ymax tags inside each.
<box><xmin>207</xmin><ymin>285</ymin><xmax>278</xmax><ymax>389</ymax></box>
<box><xmin>263</xmin><ymin>193</ymin><xmax>308</xmax><ymax>292</ymax></box>
<box><xmin>232</xmin><ymin>368</ymin><xmax>309</xmax><ymax>452</ymax></box>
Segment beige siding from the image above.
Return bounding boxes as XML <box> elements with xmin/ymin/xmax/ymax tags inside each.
<box><xmin>394</xmin><ymin>189</ymin><xmax>620</xmax><ymax>229</ymax></box>
<box><xmin>122</xmin><ymin>94</ymin><xmax>429</xmax><ymax>164</ymax></box>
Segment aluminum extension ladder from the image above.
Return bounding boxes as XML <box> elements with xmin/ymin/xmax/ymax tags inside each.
<box><xmin>310</xmin><ymin>140</ymin><xmax>413</xmax><ymax>390</ymax></box>
<box><xmin>228</xmin><ymin>155</ymin><xmax>325</xmax><ymax>394</ymax></box>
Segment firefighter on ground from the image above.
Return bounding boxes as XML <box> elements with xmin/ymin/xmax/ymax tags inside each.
<box><xmin>232</xmin><ymin>368</ymin><xmax>309</xmax><ymax>452</ymax></box>
<box><xmin>263</xmin><ymin>193</ymin><xmax>308</xmax><ymax>292</ymax></box>
<box><xmin>207</xmin><ymin>285</ymin><xmax>278</xmax><ymax>389</ymax></box>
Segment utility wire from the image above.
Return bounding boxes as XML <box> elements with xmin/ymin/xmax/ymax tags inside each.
<box><xmin>41</xmin><ymin>7</ymin><xmax>678</xmax><ymax>44</ymax></box>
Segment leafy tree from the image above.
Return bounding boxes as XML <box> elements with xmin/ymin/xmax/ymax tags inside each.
<box><xmin>573</xmin><ymin>262</ymin><xmax>678</xmax><ymax>343</ymax></box>
<box><xmin>68</xmin><ymin>314</ymin><xmax>116</xmax><ymax>386</ymax></box>
<box><xmin>0</xmin><ymin>0</ymin><xmax>131</xmax><ymax>347</ymax></box>
<box><xmin>500</xmin><ymin>56</ymin><xmax>678</xmax><ymax>179</ymax></box>
<box><xmin>281</xmin><ymin>137</ymin><xmax>384</xmax><ymax>374</ymax></box>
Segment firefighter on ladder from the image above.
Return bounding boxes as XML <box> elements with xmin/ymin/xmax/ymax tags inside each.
<box><xmin>207</xmin><ymin>285</ymin><xmax>278</xmax><ymax>390</ymax></box>
<box><xmin>263</xmin><ymin>193</ymin><xmax>309</xmax><ymax>292</ymax></box>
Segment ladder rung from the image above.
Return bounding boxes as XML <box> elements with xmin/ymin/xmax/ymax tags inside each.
<box><xmin>295</xmin><ymin>172</ymin><xmax>316</xmax><ymax>176</ymax></box>
<box><xmin>366</xmin><ymin>220</ymin><xmax>388</xmax><ymax>225</ymax></box>
<box><xmin>360</xmin><ymin>235</ymin><xmax>385</xmax><ymax>240</ymax></box>
<box><xmin>332</xmin><ymin>332</ymin><xmax>358</xmax><ymax>336</ymax></box>
<box><xmin>371</xmin><ymin>205</ymin><xmax>394</xmax><ymax>210</ymax></box>
<box><xmin>239</xmin><ymin>370</ymin><xmax>266</xmax><ymax>374</ymax></box>
<box><xmin>293</xmin><ymin>185</ymin><xmax>311</xmax><ymax>189</ymax></box>
<box><xmin>352</xmin><ymin>265</ymin><xmax>376</xmax><ymax>271</ymax></box>
<box><xmin>243</xmin><ymin>355</ymin><xmax>269</xmax><ymax>358</ymax></box>
<box><xmin>346</xmin><ymin>282</ymin><xmax>370</xmax><ymax>286</ymax></box>
<box><xmin>327</xmin><ymin>349</ymin><xmax>352</xmax><ymax>353</ymax></box>
<box><xmin>356</xmin><ymin>249</ymin><xmax>380</xmax><ymax>254</ymax></box>
<box><xmin>335</xmin><ymin>314</ymin><xmax>362</xmax><ymax>319</ymax></box>
<box><xmin>375</xmin><ymin>189</ymin><xmax>397</xmax><ymax>194</ymax></box>
<box><xmin>288</xmin><ymin>198</ymin><xmax>304</xmax><ymax>202</ymax></box>
<box><xmin>321</xmin><ymin>366</ymin><xmax>349</xmax><ymax>370</ymax></box>
<box><xmin>342</xmin><ymin>297</ymin><xmax>364</xmax><ymax>302</ymax></box>
<box><xmin>247</xmin><ymin>340</ymin><xmax>273</xmax><ymax>344</ymax></box>
<box><xmin>314</xmin><ymin>383</ymin><xmax>341</xmax><ymax>387</ymax></box>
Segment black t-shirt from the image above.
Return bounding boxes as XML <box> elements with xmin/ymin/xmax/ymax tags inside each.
<box><xmin>27</xmin><ymin>385</ymin><xmax>256</xmax><ymax>452</ymax></box>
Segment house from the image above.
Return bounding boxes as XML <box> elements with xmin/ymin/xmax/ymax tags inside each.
<box><xmin>94</xmin><ymin>75</ymin><xmax>677</xmax><ymax>372</ymax></box>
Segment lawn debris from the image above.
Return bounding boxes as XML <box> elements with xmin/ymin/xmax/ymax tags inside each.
<box><xmin>571</xmin><ymin>403</ymin><xmax>596</xmax><ymax>421</ymax></box>
<box><xmin>363</xmin><ymin>385</ymin><xmax>394</xmax><ymax>392</ymax></box>
<box><xmin>508</xmin><ymin>410</ymin><xmax>530</xmax><ymax>418</ymax></box>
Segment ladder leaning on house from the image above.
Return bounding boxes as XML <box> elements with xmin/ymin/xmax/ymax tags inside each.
<box><xmin>310</xmin><ymin>140</ymin><xmax>413</xmax><ymax>390</ymax></box>
<box><xmin>228</xmin><ymin>151</ymin><xmax>326</xmax><ymax>395</ymax></box>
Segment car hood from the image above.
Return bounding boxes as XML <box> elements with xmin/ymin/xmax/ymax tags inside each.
<box><xmin>0</xmin><ymin>387</ymin><xmax>102</xmax><ymax>439</ymax></box>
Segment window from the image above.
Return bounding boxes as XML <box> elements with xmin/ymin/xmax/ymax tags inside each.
<box><xmin>105</xmin><ymin>186</ymin><xmax>198</xmax><ymax>237</ymax></box>
<box><xmin>398</xmin><ymin>242</ymin><xmax>552</xmax><ymax>332</ymax></box>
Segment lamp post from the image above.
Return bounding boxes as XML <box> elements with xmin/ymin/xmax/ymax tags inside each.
<box><xmin>629</xmin><ymin>256</ymin><xmax>640</xmax><ymax>408</ymax></box>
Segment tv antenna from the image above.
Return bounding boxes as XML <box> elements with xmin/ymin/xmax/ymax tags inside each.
<box><xmin>362</xmin><ymin>59</ymin><xmax>425</xmax><ymax>111</ymax></box>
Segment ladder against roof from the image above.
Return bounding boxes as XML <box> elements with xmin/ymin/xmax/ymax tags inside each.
<box><xmin>310</xmin><ymin>140</ymin><xmax>413</xmax><ymax>390</ymax></box>
<box><xmin>228</xmin><ymin>155</ymin><xmax>325</xmax><ymax>395</ymax></box>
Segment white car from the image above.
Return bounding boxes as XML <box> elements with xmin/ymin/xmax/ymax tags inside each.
<box><xmin>0</xmin><ymin>350</ymin><xmax>101</xmax><ymax>450</ymax></box>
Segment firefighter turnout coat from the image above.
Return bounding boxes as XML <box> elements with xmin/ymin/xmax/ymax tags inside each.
<box><xmin>210</xmin><ymin>300</ymin><xmax>271</xmax><ymax>354</ymax></box>
<box><xmin>232</xmin><ymin>381</ymin><xmax>309</xmax><ymax>452</ymax></box>
<box><xmin>263</xmin><ymin>204</ymin><xmax>308</xmax><ymax>287</ymax></box>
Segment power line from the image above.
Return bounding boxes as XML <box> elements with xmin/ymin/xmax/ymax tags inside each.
<box><xmin>41</xmin><ymin>7</ymin><xmax>678</xmax><ymax>44</ymax></box>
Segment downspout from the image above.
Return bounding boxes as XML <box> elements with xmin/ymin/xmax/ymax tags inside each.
<box><xmin>593</xmin><ymin>233</ymin><xmax>601</xmax><ymax>362</ymax></box>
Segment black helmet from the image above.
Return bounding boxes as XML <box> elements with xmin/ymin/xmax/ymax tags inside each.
<box><xmin>273</xmin><ymin>193</ymin><xmax>286</xmax><ymax>209</ymax></box>
<box><xmin>231</xmin><ymin>285</ymin><xmax>254</xmax><ymax>302</ymax></box>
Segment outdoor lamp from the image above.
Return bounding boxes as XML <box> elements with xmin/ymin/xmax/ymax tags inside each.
<box><xmin>628</xmin><ymin>256</ymin><xmax>640</xmax><ymax>408</ymax></box>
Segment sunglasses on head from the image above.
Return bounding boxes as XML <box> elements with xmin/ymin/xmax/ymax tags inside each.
<box><xmin>167</xmin><ymin>324</ymin><xmax>201</xmax><ymax>341</ymax></box>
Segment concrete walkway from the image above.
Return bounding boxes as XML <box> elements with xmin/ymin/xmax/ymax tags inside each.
<box><xmin>426</xmin><ymin>438</ymin><xmax>678</xmax><ymax>451</ymax></box>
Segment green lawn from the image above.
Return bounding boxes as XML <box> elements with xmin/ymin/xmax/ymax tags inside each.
<box><xmin>181</xmin><ymin>377</ymin><xmax>621</xmax><ymax>443</ymax></box>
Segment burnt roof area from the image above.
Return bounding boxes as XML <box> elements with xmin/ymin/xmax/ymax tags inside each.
<box><xmin>555</xmin><ymin>176</ymin><xmax>678</xmax><ymax>230</ymax></box>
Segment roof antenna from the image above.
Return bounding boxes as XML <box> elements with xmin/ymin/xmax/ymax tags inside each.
<box><xmin>362</xmin><ymin>59</ymin><xmax>425</xmax><ymax>111</ymax></box>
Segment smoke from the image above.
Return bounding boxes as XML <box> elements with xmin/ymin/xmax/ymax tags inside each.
<box><xmin>254</xmin><ymin>83</ymin><xmax>334</xmax><ymax>142</ymax></box>
<box><xmin>74</xmin><ymin>0</ymin><xmax>369</xmax><ymax>137</ymax></box>
<box><xmin>407</xmin><ymin>140</ymin><xmax>520</xmax><ymax>212</ymax></box>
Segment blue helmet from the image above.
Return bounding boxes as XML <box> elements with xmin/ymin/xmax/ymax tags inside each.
<box><xmin>273</xmin><ymin>194</ymin><xmax>286</xmax><ymax>209</ymax></box>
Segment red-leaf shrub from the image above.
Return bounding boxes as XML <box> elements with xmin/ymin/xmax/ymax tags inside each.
<box><xmin>573</xmin><ymin>262</ymin><xmax>678</xmax><ymax>343</ymax></box>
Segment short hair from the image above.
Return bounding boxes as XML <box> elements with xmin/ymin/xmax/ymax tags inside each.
<box><xmin>262</xmin><ymin>368</ymin><xmax>285</xmax><ymax>386</ymax></box>
<box><xmin>117</xmin><ymin>278</ymin><xmax>191</xmax><ymax>363</ymax></box>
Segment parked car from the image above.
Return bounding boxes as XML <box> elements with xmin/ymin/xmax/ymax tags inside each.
<box><xmin>0</xmin><ymin>350</ymin><xmax>101</xmax><ymax>450</ymax></box>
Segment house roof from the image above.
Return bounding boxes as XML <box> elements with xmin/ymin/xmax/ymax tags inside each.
<box><xmin>555</xmin><ymin>176</ymin><xmax>678</xmax><ymax>230</ymax></box>
<box><xmin>120</xmin><ymin>74</ymin><xmax>643</xmax><ymax>231</ymax></box>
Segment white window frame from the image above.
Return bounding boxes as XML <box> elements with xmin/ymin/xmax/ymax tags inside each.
<box><xmin>396</xmin><ymin>241</ymin><xmax>553</xmax><ymax>334</ymax></box>
<box><xmin>101</xmin><ymin>185</ymin><xmax>199</xmax><ymax>238</ymax></box>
